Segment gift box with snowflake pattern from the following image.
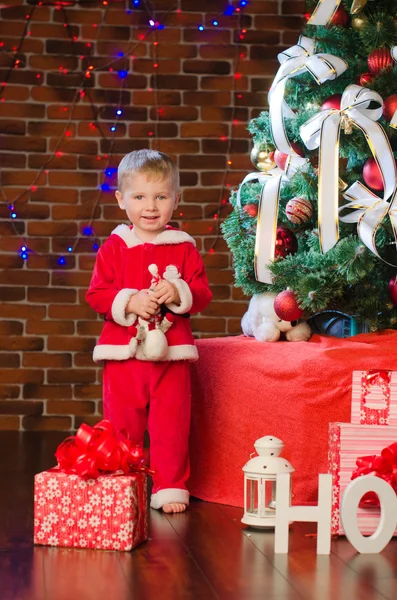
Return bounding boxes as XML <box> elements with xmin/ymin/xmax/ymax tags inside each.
<box><xmin>328</xmin><ymin>422</ymin><xmax>397</xmax><ymax>536</ymax></box>
<box><xmin>34</xmin><ymin>469</ymin><xmax>148</xmax><ymax>551</ymax></box>
<box><xmin>351</xmin><ymin>371</ymin><xmax>397</xmax><ymax>426</ymax></box>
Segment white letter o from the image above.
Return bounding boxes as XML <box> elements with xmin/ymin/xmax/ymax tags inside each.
<box><xmin>341</xmin><ymin>475</ymin><xmax>397</xmax><ymax>554</ymax></box>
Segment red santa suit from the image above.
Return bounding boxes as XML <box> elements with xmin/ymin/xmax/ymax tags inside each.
<box><xmin>86</xmin><ymin>224</ymin><xmax>212</xmax><ymax>509</ymax></box>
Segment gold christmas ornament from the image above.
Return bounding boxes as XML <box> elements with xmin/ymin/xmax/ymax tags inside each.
<box><xmin>250</xmin><ymin>144</ymin><xmax>276</xmax><ymax>172</ymax></box>
<box><xmin>350</xmin><ymin>0</ymin><xmax>368</xmax><ymax>14</ymax></box>
<box><xmin>351</xmin><ymin>14</ymin><xmax>368</xmax><ymax>31</ymax></box>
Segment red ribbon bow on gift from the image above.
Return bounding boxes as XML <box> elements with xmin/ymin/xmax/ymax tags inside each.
<box><xmin>351</xmin><ymin>442</ymin><xmax>397</xmax><ymax>507</ymax></box>
<box><xmin>55</xmin><ymin>420</ymin><xmax>154</xmax><ymax>479</ymax></box>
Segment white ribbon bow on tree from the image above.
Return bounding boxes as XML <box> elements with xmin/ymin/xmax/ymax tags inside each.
<box><xmin>236</xmin><ymin>170</ymin><xmax>285</xmax><ymax>284</ymax></box>
<box><xmin>307</xmin><ymin>0</ymin><xmax>343</xmax><ymax>25</ymax></box>
<box><xmin>307</xmin><ymin>0</ymin><xmax>367</xmax><ymax>26</ymax></box>
<box><xmin>389</xmin><ymin>47</ymin><xmax>397</xmax><ymax>129</ymax></box>
<box><xmin>268</xmin><ymin>35</ymin><xmax>348</xmax><ymax>178</ymax></box>
<box><xmin>300</xmin><ymin>84</ymin><xmax>397</xmax><ymax>254</ymax></box>
<box><xmin>339</xmin><ymin>182</ymin><xmax>397</xmax><ymax>264</ymax></box>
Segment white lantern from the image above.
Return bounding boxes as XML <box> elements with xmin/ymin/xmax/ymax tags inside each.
<box><xmin>242</xmin><ymin>435</ymin><xmax>294</xmax><ymax>528</ymax></box>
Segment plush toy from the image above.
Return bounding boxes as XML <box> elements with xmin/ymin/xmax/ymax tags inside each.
<box><xmin>241</xmin><ymin>292</ymin><xmax>311</xmax><ymax>342</ymax></box>
<box><xmin>137</xmin><ymin>264</ymin><xmax>177</xmax><ymax>360</ymax></box>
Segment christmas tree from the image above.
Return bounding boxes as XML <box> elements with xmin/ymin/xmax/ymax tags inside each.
<box><xmin>222</xmin><ymin>0</ymin><xmax>397</xmax><ymax>332</ymax></box>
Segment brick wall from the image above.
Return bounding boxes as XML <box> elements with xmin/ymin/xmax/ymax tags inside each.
<box><xmin>0</xmin><ymin>0</ymin><xmax>304</xmax><ymax>430</ymax></box>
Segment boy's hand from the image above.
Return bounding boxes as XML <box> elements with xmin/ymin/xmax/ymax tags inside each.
<box><xmin>126</xmin><ymin>290</ymin><xmax>159</xmax><ymax>320</ymax></box>
<box><xmin>152</xmin><ymin>280</ymin><xmax>180</xmax><ymax>305</ymax></box>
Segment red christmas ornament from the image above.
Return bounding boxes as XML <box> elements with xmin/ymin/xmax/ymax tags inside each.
<box><xmin>274</xmin><ymin>143</ymin><xmax>304</xmax><ymax>171</ymax></box>
<box><xmin>383</xmin><ymin>95</ymin><xmax>397</xmax><ymax>122</ymax></box>
<box><xmin>363</xmin><ymin>158</ymin><xmax>385</xmax><ymax>191</ymax></box>
<box><xmin>243</xmin><ymin>203</ymin><xmax>258</xmax><ymax>217</ymax></box>
<box><xmin>331</xmin><ymin>5</ymin><xmax>349</xmax><ymax>27</ymax></box>
<box><xmin>274</xmin><ymin>290</ymin><xmax>303</xmax><ymax>321</ymax></box>
<box><xmin>275</xmin><ymin>226</ymin><xmax>298</xmax><ymax>258</ymax></box>
<box><xmin>368</xmin><ymin>48</ymin><xmax>393</xmax><ymax>75</ymax></box>
<box><xmin>285</xmin><ymin>197</ymin><xmax>313</xmax><ymax>225</ymax></box>
<box><xmin>359</xmin><ymin>72</ymin><xmax>375</xmax><ymax>87</ymax></box>
<box><xmin>388</xmin><ymin>276</ymin><xmax>397</xmax><ymax>305</ymax></box>
<box><xmin>321</xmin><ymin>94</ymin><xmax>342</xmax><ymax>111</ymax></box>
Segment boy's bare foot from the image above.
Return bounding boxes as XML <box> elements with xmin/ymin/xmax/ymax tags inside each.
<box><xmin>162</xmin><ymin>503</ymin><xmax>187</xmax><ymax>514</ymax></box>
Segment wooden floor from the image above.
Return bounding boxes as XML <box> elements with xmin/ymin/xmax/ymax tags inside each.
<box><xmin>2</xmin><ymin>433</ymin><xmax>397</xmax><ymax>600</ymax></box>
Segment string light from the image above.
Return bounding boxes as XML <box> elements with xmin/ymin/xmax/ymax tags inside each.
<box><xmin>0</xmin><ymin>0</ymin><xmax>249</xmax><ymax>261</ymax></box>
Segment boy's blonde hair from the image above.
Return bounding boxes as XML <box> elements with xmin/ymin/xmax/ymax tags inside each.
<box><xmin>117</xmin><ymin>149</ymin><xmax>180</xmax><ymax>192</ymax></box>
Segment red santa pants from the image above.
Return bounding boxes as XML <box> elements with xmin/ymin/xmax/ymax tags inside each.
<box><xmin>103</xmin><ymin>358</ymin><xmax>191</xmax><ymax>509</ymax></box>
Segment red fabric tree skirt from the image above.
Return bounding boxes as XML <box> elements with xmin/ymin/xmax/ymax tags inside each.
<box><xmin>188</xmin><ymin>331</ymin><xmax>397</xmax><ymax>507</ymax></box>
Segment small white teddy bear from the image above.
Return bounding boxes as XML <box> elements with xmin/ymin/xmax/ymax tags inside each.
<box><xmin>241</xmin><ymin>292</ymin><xmax>311</xmax><ymax>343</ymax></box>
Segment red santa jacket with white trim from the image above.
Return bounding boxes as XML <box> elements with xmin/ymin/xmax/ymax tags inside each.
<box><xmin>86</xmin><ymin>224</ymin><xmax>212</xmax><ymax>363</ymax></box>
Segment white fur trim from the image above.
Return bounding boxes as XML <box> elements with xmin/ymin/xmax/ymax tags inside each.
<box><xmin>111</xmin><ymin>224</ymin><xmax>196</xmax><ymax>248</ymax></box>
<box><xmin>93</xmin><ymin>338</ymin><xmax>138</xmax><ymax>363</ymax></box>
<box><xmin>150</xmin><ymin>488</ymin><xmax>190</xmax><ymax>510</ymax></box>
<box><xmin>136</xmin><ymin>343</ymin><xmax>197</xmax><ymax>361</ymax></box>
<box><xmin>165</xmin><ymin>279</ymin><xmax>193</xmax><ymax>314</ymax></box>
<box><xmin>111</xmin><ymin>288</ymin><xmax>138</xmax><ymax>326</ymax></box>
<box><xmin>93</xmin><ymin>343</ymin><xmax>198</xmax><ymax>363</ymax></box>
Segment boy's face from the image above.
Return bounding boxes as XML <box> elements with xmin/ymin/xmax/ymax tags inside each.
<box><xmin>115</xmin><ymin>171</ymin><xmax>180</xmax><ymax>241</ymax></box>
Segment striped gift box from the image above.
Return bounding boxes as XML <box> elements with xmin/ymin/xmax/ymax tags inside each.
<box><xmin>351</xmin><ymin>371</ymin><xmax>397</xmax><ymax>426</ymax></box>
<box><xmin>329</xmin><ymin>422</ymin><xmax>397</xmax><ymax>536</ymax></box>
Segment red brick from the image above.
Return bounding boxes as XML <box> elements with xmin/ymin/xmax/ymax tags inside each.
<box><xmin>0</xmin><ymin>369</ymin><xmax>44</xmax><ymax>384</ymax></box>
<box><xmin>0</xmin><ymin>321</ymin><xmax>23</xmax><ymax>335</ymax></box>
<box><xmin>23</xmin><ymin>384</ymin><xmax>73</xmax><ymax>400</ymax></box>
<box><xmin>47</xmin><ymin>369</ymin><xmax>97</xmax><ymax>384</ymax></box>
<box><xmin>0</xmin><ymin>120</ymin><xmax>25</xmax><ymax>135</ymax></box>
<box><xmin>0</xmin><ymin>270</ymin><xmax>49</xmax><ymax>286</ymax></box>
<box><xmin>1</xmin><ymin>86</ymin><xmax>30</xmax><ymax>101</ymax></box>
<box><xmin>47</xmin><ymin>400</ymin><xmax>96</xmax><ymax>416</ymax></box>
<box><xmin>47</xmin><ymin>337</ymin><xmax>96</xmax><ymax>352</ymax></box>
<box><xmin>127</xmin><ymin>123</ymin><xmax>178</xmax><ymax>138</ymax></box>
<box><xmin>181</xmin><ymin>122</ymin><xmax>229</xmax><ymax>138</ymax></box>
<box><xmin>0</xmin><ymin>416</ymin><xmax>20</xmax><ymax>430</ymax></box>
<box><xmin>183</xmin><ymin>91</ymin><xmax>231</xmax><ymax>106</ymax></box>
<box><xmin>0</xmin><ymin>336</ymin><xmax>43</xmax><ymax>351</ymax></box>
<box><xmin>48</xmin><ymin>305</ymin><xmax>96</xmax><ymax>320</ymax></box>
<box><xmin>0</xmin><ymin>354</ymin><xmax>21</xmax><ymax>368</ymax></box>
<box><xmin>26</xmin><ymin>321</ymin><xmax>75</xmax><ymax>335</ymax></box>
<box><xmin>74</xmin><ymin>416</ymin><xmax>102</xmax><ymax>429</ymax></box>
<box><xmin>149</xmin><ymin>106</ymin><xmax>198</xmax><ymax>121</ymax></box>
<box><xmin>21</xmin><ymin>152</ymin><xmax>73</xmax><ymax>171</ymax></box>
<box><xmin>51</xmin><ymin>271</ymin><xmax>91</xmax><ymax>287</ymax></box>
<box><xmin>0</xmin><ymin>385</ymin><xmax>21</xmax><ymax>400</ymax></box>
<box><xmin>74</xmin><ymin>353</ymin><xmax>97</xmax><ymax>368</ymax></box>
<box><xmin>1</xmin><ymin>305</ymin><xmax>46</xmax><ymax>320</ymax></box>
<box><xmin>0</xmin><ymin>136</ymin><xmax>46</xmax><ymax>152</ymax></box>
<box><xmin>30</xmin><ymin>188</ymin><xmax>79</xmax><ymax>204</ymax></box>
<box><xmin>23</xmin><ymin>353</ymin><xmax>72</xmax><ymax>368</ymax></box>
<box><xmin>74</xmin><ymin>385</ymin><xmax>102</xmax><ymax>400</ymax></box>
<box><xmin>190</xmin><ymin>317</ymin><xmax>226</xmax><ymax>333</ymax></box>
<box><xmin>27</xmin><ymin>287</ymin><xmax>76</xmax><ymax>304</ymax></box>
<box><xmin>98</xmin><ymin>73</ymin><xmax>147</xmax><ymax>89</ymax></box>
<box><xmin>52</xmin><ymin>205</ymin><xmax>101</xmax><ymax>221</ymax></box>
<box><xmin>27</xmin><ymin>222</ymin><xmax>78</xmax><ymax>237</ymax></box>
<box><xmin>0</xmin><ymin>153</ymin><xmax>26</xmax><ymax>168</ymax></box>
<box><xmin>0</xmin><ymin>400</ymin><xmax>43</xmax><ymax>415</ymax></box>
<box><xmin>22</xmin><ymin>415</ymin><xmax>72</xmax><ymax>431</ymax></box>
<box><xmin>133</xmin><ymin>91</ymin><xmax>181</xmax><ymax>105</ymax></box>
<box><xmin>201</xmin><ymin>106</ymin><xmax>248</xmax><ymax>121</ymax></box>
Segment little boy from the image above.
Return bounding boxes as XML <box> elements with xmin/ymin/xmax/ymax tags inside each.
<box><xmin>86</xmin><ymin>149</ymin><xmax>212</xmax><ymax>513</ymax></box>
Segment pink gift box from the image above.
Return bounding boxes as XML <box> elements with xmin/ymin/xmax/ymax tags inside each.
<box><xmin>351</xmin><ymin>370</ymin><xmax>397</xmax><ymax>426</ymax></box>
<box><xmin>34</xmin><ymin>469</ymin><xmax>148</xmax><ymax>551</ymax></box>
<box><xmin>329</xmin><ymin>422</ymin><xmax>397</xmax><ymax>536</ymax></box>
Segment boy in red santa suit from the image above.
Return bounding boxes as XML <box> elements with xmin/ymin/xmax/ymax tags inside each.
<box><xmin>86</xmin><ymin>149</ymin><xmax>212</xmax><ymax>513</ymax></box>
